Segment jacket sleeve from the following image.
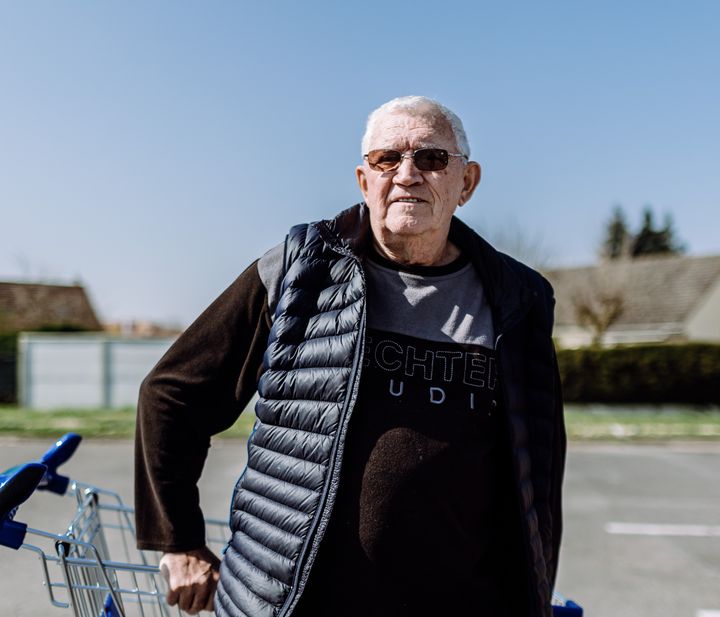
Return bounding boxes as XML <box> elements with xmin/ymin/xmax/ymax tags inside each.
<box><xmin>547</xmin><ymin>347</ymin><xmax>566</xmax><ymax>590</ymax></box>
<box><xmin>134</xmin><ymin>260</ymin><xmax>272</xmax><ymax>552</ymax></box>
<box><xmin>542</xmin><ymin>274</ymin><xmax>566</xmax><ymax>591</ymax></box>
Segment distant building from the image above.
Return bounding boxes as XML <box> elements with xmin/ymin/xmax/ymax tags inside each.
<box><xmin>544</xmin><ymin>254</ymin><xmax>720</xmax><ymax>348</ymax></box>
<box><xmin>104</xmin><ymin>320</ymin><xmax>184</xmax><ymax>338</ymax></box>
<box><xmin>0</xmin><ymin>281</ymin><xmax>102</xmax><ymax>403</ymax></box>
<box><xmin>0</xmin><ymin>281</ymin><xmax>102</xmax><ymax>332</ymax></box>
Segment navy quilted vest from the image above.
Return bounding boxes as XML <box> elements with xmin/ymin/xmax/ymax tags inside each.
<box><xmin>215</xmin><ymin>221</ymin><xmax>366</xmax><ymax>617</ymax></box>
<box><xmin>215</xmin><ymin>204</ymin><xmax>562</xmax><ymax>617</ymax></box>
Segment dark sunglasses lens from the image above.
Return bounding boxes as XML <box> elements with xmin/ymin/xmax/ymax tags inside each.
<box><xmin>367</xmin><ymin>150</ymin><xmax>402</xmax><ymax>171</ymax></box>
<box><xmin>414</xmin><ymin>149</ymin><xmax>449</xmax><ymax>171</ymax></box>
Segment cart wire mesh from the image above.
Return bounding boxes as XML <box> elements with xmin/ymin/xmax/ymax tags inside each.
<box><xmin>20</xmin><ymin>480</ymin><xmax>229</xmax><ymax>617</ymax></box>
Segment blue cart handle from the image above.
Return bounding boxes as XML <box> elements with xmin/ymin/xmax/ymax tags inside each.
<box><xmin>0</xmin><ymin>462</ymin><xmax>47</xmax><ymax>549</ymax></box>
<box><xmin>38</xmin><ymin>432</ymin><xmax>82</xmax><ymax>494</ymax></box>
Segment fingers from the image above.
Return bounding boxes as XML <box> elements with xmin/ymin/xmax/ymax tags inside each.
<box><xmin>190</xmin><ymin>567</ymin><xmax>220</xmax><ymax>613</ymax></box>
<box><xmin>166</xmin><ymin>588</ymin><xmax>180</xmax><ymax>607</ymax></box>
<box><xmin>160</xmin><ymin>559</ymin><xmax>180</xmax><ymax>607</ymax></box>
<box><xmin>188</xmin><ymin>581</ymin><xmax>212</xmax><ymax>615</ymax></box>
<box><xmin>168</xmin><ymin>578</ymin><xmax>211</xmax><ymax>614</ymax></box>
<box><xmin>178</xmin><ymin>585</ymin><xmax>196</xmax><ymax>612</ymax></box>
<box><xmin>160</xmin><ymin>548</ymin><xmax>221</xmax><ymax>614</ymax></box>
<box><xmin>179</xmin><ymin>577</ymin><xmax>218</xmax><ymax>614</ymax></box>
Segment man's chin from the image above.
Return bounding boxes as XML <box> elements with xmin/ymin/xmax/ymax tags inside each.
<box><xmin>384</xmin><ymin>216</ymin><xmax>428</xmax><ymax>236</ymax></box>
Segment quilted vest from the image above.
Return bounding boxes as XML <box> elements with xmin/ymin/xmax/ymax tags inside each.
<box><xmin>215</xmin><ymin>204</ymin><xmax>561</xmax><ymax>617</ymax></box>
<box><xmin>215</xmin><ymin>219</ymin><xmax>367</xmax><ymax>617</ymax></box>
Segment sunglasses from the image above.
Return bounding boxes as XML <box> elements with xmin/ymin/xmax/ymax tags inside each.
<box><xmin>363</xmin><ymin>148</ymin><xmax>467</xmax><ymax>172</ymax></box>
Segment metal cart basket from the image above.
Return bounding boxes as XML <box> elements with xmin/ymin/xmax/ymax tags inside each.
<box><xmin>1</xmin><ymin>433</ymin><xmax>226</xmax><ymax>616</ymax></box>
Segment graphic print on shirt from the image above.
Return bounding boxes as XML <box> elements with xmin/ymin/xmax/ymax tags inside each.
<box><xmin>362</xmin><ymin>328</ymin><xmax>497</xmax><ymax>413</ymax></box>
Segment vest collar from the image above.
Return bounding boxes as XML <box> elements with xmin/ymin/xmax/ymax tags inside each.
<box><xmin>317</xmin><ymin>202</ymin><xmax>536</xmax><ymax>334</ymax></box>
<box><xmin>448</xmin><ymin>216</ymin><xmax>538</xmax><ymax>335</ymax></box>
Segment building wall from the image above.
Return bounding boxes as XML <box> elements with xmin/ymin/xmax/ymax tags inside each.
<box><xmin>553</xmin><ymin>325</ymin><xmax>594</xmax><ymax>349</ymax></box>
<box><xmin>686</xmin><ymin>278</ymin><xmax>720</xmax><ymax>342</ymax></box>
<box><xmin>18</xmin><ymin>333</ymin><xmax>175</xmax><ymax>409</ymax></box>
<box><xmin>554</xmin><ymin>323</ymin><xmax>685</xmax><ymax>349</ymax></box>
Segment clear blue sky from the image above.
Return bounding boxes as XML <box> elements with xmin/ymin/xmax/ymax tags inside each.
<box><xmin>2</xmin><ymin>1</ymin><xmax>718</xmax><ymax>325</ymax></box>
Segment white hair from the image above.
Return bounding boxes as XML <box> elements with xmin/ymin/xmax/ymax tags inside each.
<box><xmin>360</xmin><ymin>95</ymin><xmax>471</xmax><ymax>158</ymax></box>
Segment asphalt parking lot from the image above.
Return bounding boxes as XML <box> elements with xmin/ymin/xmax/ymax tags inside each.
<box><xmin>1</xmin><ymin>437</ymin><xmax>719</xmax><ymax>616</ymax></box>
<box><xmin>557</xmin><ymin>441</ymin><xmax>720</xmax><ymax>617</ymax></box>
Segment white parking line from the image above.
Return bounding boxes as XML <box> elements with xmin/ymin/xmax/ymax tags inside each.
<box><xmin>696</xmin><ymin>611</ymin><xmax>720</xmax><ymax>617</ymax></box>
<box><xmin>605</xmin><ymin>522</ymin><xmax>720</xmax><ymax>537</ymax></box>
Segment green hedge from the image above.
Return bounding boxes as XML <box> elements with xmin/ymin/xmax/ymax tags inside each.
<box><xmin>0</xmin><ymin>333</ymin><xmax>18</xmax><ymax>404</ymax></box>
<box><xmin>557</xmin><ymin>343</ymin><xmax>720</xmax><ymax>404</ymax></box>
<box><xmin>0</xmin><ymin>332</ymin><xmax>17</xmax><ymax>355</ymax></box>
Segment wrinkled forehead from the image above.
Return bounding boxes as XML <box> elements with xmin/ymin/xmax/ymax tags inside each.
<box><xmin>366</xmin><ymin>110</ymin><xmax>457</xmax><ymax>152</ymax></box>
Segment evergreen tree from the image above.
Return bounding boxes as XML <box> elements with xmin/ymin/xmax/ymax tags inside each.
<box><xmin>602</xmin><ymin>205</ymin><xmax>630</xmax><ymax>259</ymax></box>
<box><xmin>630</xmin><ymin>206</ymin><xmax>686</xmax><ymax>257</ymax></box>
<box><xmin>631</xmin><ymin>207</ymin><xmax>658</xmax><ymax>256</ymax></box>
<box><xmin>659</xmin><ymin>212</ymin><xmax>686</xmax><ymax>254</ymax></box>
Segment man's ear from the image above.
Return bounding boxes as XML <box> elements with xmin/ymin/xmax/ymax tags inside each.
<box><xmin>458</xmin><ymin>161</ymin><xmax>481</xmax><ymax>206</ymax></box>
<box><xmin>356</xmin><ymin>165</ymin><xmax>369</xmax><ymax>197</ymax></box>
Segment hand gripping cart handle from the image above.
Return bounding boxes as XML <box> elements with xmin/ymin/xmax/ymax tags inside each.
<box><xmin>1</xmin><ymin>433</ymin><xmax>228</xmax><ymax>616</ymax></box>
<box><xmin>1</xmin><ymin>433</ymin><xmax>582</xmax><ymax>616</ymax></box>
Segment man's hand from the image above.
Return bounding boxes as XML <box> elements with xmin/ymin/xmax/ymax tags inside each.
<box><xmin>159</xmin><ymin>546</ymin><xmax>221</xmax><ymax>614</ymax></box>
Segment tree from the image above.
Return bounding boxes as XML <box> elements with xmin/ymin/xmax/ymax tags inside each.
<box><xmin>571</xmin><ymin>269</ymin><xmax>626</xmax><ymax>346</ymax></box>
<box><xmin>630</xmin><ymin>206</ymin><xmax>686</xmax><ymax>257</ymax></box>
<box><xmin>485</xmin><ymin>226</ymin><xmax>553</xmax><ymax>269</ymax></box>
<box><xmin>573</xmin><ymin>292</ymin><xmax>624</xmax><ymax>347</ymax></box>
<box><xmin>601</xmin><ymin>205</ymin><xmax>686</xmax><ymax>260</ymax></box>
<box><xmin>601</xmin><ymin>205</ymin><xmax>630</xmax><ymax>259</ymax></box>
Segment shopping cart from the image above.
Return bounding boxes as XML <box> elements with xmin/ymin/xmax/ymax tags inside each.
<box><xmin>0</xmin><ymin>433</ymin><xmax>228</xmax><ymax>616</ymax></box>
<box><xmin>552</xmin><ymin>592</ymin><xmax>584</xmax><ymax>615</ymax></box>
<box><xmin>1</xmin><ymin>433</ymin><xmax>583</xmax><ymax>616</ymax></box>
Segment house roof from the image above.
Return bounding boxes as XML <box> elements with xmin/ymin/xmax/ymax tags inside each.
<box><xmin>0</xmin><ymin>281</ymin><xmax>102</xmax><ymax>332</ymax></box>
<box><xmin>543</xmin><ymin>254</ymin><xmax>720</xmax><ymax>328</ymax></box>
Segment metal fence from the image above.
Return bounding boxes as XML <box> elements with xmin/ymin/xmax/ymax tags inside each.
<box><xmin>17</xmin><ymin>334</ymin><xmax>176</xmax><ymax>409</ymax></box>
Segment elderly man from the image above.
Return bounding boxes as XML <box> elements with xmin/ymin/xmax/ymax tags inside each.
<box><xmin>135</xmin><ymin>96</ymin><xmax>566</xmax><ymax>617</ymax></box>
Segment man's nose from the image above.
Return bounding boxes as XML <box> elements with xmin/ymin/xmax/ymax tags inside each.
<box><xmin>393</xmin><ymin>154</ymin><xmax>424</xmax><ymax>185</ymax></box>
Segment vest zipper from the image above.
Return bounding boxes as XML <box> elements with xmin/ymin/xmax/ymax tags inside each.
<box><xmin>278</xmin><ymin>253</ymin><xmax>367</xmax><ymax>617</ymax></box>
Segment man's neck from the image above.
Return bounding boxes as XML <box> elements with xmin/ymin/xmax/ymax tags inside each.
<box><xmin>372</xmin><ymin>235</ymin><xmax>460</xmax><ymax>267</ymax></box>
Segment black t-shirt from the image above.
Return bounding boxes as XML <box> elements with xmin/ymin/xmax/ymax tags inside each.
<box><xmin>296</xmin><ymin>254</ymin><xmax>528</xmax><ymax>616</ymax></box>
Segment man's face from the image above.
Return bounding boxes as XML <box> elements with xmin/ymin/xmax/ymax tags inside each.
<box><xmin>356</xmin><ymin>111</ymin><xmax>479</xmax><ymax>243</ymax></box>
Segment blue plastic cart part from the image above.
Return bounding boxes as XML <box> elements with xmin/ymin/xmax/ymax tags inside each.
<box><xmin>553</xmin><ymin>598</ymin><xmax>584</xmax><ymax>616</ymax></box>
<box><xmin>1</xmin><ymin>432</ymin><xmax>82</xmax><ymax>496</ymax></box>
<box><xmin>0</xmin><ymin>462</ymin><xmax>47</xmax><ymax>549</ymax></box>
<box><xmin>103</xmin><ymin>592</ymin><xmax>118</xmax><ymax>617</ymax></box>
<box><xmin>38</xmin><ymin>432</ymin><xmax>82</xmax><ymax>495</ymax></box>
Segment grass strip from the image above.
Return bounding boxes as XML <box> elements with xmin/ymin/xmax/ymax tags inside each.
<box><xmin>1</xmin><ymin>405</ymin><xmax>719</xmax><ymax>441</ymax></box>
<box><xmin>564</xmin><ymin>406</ymin><xmax>720</xmax><ymax>441</ymax></box>
<box><xmin>0</xmin><ymin>406</ymin><xmax>257</xmax><ymax>439</ymax></box>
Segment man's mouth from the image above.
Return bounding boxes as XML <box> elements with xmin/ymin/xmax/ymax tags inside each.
<box><xmin>391</xmin><ymin>197</ymin><xmax>425</xmax><ymax>204</ymax></box>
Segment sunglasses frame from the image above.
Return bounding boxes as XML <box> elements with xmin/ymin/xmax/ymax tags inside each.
<box><xmin>363</xmin><ymin>148</ymin><xmax>467</xmax><ymax>172</ymax></box>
